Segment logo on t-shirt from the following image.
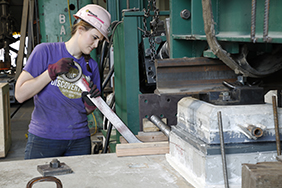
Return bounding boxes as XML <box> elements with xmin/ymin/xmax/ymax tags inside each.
<box><xmin>50</xmin><ymin>67</ymin><xmax>91</xmax><ymax>99</ymax></box>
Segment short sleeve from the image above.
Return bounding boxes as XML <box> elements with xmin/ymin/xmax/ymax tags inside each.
<box><xmin>23</xmin><ymin>43</ymin><xmax>49</xmax><ymax>78</ymax></box>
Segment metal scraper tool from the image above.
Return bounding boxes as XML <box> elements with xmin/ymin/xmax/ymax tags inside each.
<box><xmin>62</xmin><ymin>61</ymin><xmax>142</xmax><ymax>143</ymax></box>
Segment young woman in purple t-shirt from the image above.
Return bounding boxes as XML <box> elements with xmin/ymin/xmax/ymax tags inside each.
<box><xmin>15</xmin><ymin>4</ymin><xmax>111</xmax><ymax>159</ymax></box>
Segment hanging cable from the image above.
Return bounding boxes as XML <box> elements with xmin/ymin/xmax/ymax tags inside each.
<box><xmin>99</xmin><ymin>20</ymin><xmax>123</xmax><ymax>93</ymax></box>
<box><xmin>90</xmin><ymin>112</ymin><xmax>98</xmax><ymax>136</ymax></box>
<box><xmin>67</xmin><ymin>0</ymin><xmax>72</xmax><ymax>28</ymax></box>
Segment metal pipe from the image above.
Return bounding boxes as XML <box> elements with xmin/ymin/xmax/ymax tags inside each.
<box><xmin>0</xmin><ymin>0</ymin><xmax>8</xmax><ymax>34</ymax></box>
<box><xmin>263</xmin><ymin>0</ymin><xmax>270</xmax><ymax>42</ymax></box>
<box><xmin>102</xmin><ymin>120</ymin><xmax>113</xmax><ymax>153</ymax></box>
<box><xmin>127</xmin><ymin>0</ymin><xmax>130</xmax><ymax>9</ymax></box>
<box><xmin>103</xmin><ymin>92</ymin><xmax>115</xmax><ymax>130</ymax></box>
<box><xmin>247</xmin><ymin>124</ymin><xmax>263</xmax><ymax>138</ymax></box>
<box><xmin>251</xmin><ymin>0</ymin><xmax>257</xmax><ymax>43</ymax></box>
<box><xmin>222</xmin><ymin>81</ymin><xmax>236</xmax><ymax>90</ymax></box>
<box><xmin>149</xmin><ymin>115</ymin><xmax>170</xmax><ymax>137</ymax></box>
<box><xmin>217</xmin><ymin>111</ymin><xmax>229</xmax><ymax>188</ymax></box>
<box><xmin>272</xmin><ymin>95</ymin><xmax>281</xmax><ymax>156</ymax></box>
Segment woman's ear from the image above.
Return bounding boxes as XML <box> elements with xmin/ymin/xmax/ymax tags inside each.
<box><xmin>77</xmin><ymin>25</ymin><xmax>85</xmax><ymax>34</ymax></box>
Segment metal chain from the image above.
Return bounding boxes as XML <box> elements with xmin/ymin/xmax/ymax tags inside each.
<box><xmin>142</xmin><ymin>0</ymin><xmax>151</xmax><ymax>37</ymax></box>
<box><xmin>142</xmin><ymin>0</ymin><xmax>159</xmax><ymax>62</ymax></box>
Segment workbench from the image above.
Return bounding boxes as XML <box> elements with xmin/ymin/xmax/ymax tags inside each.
<box><xmin>0</xmin><ymin>153</ymin><xmax>193</xmax><ymax>188</ymax></box>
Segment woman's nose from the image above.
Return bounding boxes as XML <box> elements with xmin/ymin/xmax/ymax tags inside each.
<box><xmin>92</xmin><ymin>40</ymin><xmax>99</xmax><ymax>49</ymax></box>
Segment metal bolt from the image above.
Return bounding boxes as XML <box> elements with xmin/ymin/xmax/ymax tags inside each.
<box><xmin>221</xmin><ymin>92</ymin><xmax>231</xmax><ymax>101</ymax></box>
<box><xmin>155</xmin><ymin>37</ymin><xmax>162</xmax><ymax>44</ymax></box>
<box><xmin>50</xmin><ymin>159</ymin><xmax>61</xmax><ymax>168</ymax></box>
<box><xmin>180</xmin><ymin>9</ymin><xmax>191</xmax><ymax>20</ymax></box>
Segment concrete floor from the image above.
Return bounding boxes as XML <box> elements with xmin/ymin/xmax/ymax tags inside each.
<box><xmin>0</xmin><ymin>99</ymin><xmax>194</xmax><ymax>188</ymax></box>
<box><xmin>0</xmin><ymin>154</ymin><xmax>193</xmax><ymax>188</ymax></box>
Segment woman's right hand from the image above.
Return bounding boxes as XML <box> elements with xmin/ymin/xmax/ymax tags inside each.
<box><xmin>48</xmin><ymin>58</ymin><xmax>74</xmax><ymax>80</ymax></box>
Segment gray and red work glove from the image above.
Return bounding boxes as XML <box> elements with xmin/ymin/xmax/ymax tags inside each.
<box><xmin>48</xmin><ymin>58</ymin><xmax>74</xmax><ymax>81</ymax></box>
<box><xmin>82</xmin><ymin>81</ymin><xmax>101</xmax><ymax>111</ymax></box>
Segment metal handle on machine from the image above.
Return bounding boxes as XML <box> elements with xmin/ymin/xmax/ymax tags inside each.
<box><xmin>26</xmin><ymin>176</ymin><xmax>63</xmax><ymax>188</ymax></box>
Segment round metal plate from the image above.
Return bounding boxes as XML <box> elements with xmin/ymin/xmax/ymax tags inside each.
<box><xmin>61</xmin><ymin>61</ymin><xmax>82</xmax><ymax>83</ymax></box>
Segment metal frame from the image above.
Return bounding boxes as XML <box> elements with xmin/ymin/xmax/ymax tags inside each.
<box><xmin>113</xmin><ymin>11</ymin><xmax>169</xmax><ymax>136</ymax></box>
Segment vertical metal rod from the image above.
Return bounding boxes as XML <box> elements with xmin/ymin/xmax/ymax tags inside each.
<box><xmin>127</xmin><ymin>0</ymin><xmax>130</xmax><ymax>9</ymax></box>
<box><xmin>102</xmin><ymin>122</ymin><xmax>113</xmax><ymax>153</ymax></box>
<box><xmin>272</xmin><ymin>96</ymin><xmax>281</xmax><ymax>156</ymax></box>
<box><xmin>102</xmin><ymin>99</ymin><xmax>115</xmax><ymax>153</ymax></box>
<box><xmin>263</xmin><ymin>0</ymin><xmax>270</xmax><ymax>42</ymax></box>
<box><xmin>217</xmin><ymin>111</ymin><xmax>229</xmax><ymax>188</ymax></box>
<box><xmin>251</xmin><ymin>0</ymin><xmax>257</xmax><ymax>43</ymax></box>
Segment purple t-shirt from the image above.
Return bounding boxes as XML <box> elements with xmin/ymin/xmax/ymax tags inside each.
<box><xmin>23</xmin><ymin>42</ymin><xmax>100</xmax><ymax>140</ymax></box>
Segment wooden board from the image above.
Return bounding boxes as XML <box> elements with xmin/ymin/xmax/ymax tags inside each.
<box><xmin>119</xmin><ymin>131</ymin><xmax>168</xmax><ymax>144</ymax></box>
<box><xmin>116</xmin><ymin>141</ymin><xmax>169</xmax><ymax>157</ymax></box>
<box><xmin>242</xmin><ymin>162</ymin><xmax>282</xmax><ymax>188</ymax></box>
<box><xmin>0</xmin><ymin>83</ymin><xmax>11</xmax><ymax>158</ymax></box>
<box><xmin>15</xmin><ymin>0</ymin><xmax>29</xmax><ymax>79</ymax></box>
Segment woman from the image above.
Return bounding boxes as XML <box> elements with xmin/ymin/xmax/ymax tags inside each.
<box><xmin>15</xmin><ymin>4</ymin><xmax>111</xmax><ymax>159</ymax></box>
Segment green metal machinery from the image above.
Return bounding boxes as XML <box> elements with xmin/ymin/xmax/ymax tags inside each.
<box><xmin>112</xmin><ymin>0</ymin><xmax>282</xmax><ymax>142</ymax></box>
<box><xmin>38</xmin><ymin>0</ymin><xmax>91</xmax><ymax>42</ymax></box>
<box><xmin>37</xmin><ymin>0</ymin><xmax>98</xmax><ymax>59</ymax></box>
<box><xmin>2</xmin><ymin>0</ymin><xmax>282</xmax><ymax>147</ymax></box>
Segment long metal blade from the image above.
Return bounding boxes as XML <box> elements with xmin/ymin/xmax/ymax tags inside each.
<box><xmin>75</xmin><ymin>78</ymin><xmax>142</xmax><ymax>143</ymax></box>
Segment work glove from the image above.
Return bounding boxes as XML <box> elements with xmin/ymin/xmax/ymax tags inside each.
<box><xmin>48</xmin><ymin>58</ymin><xmax>74</xmax><ymax>81</ymax></box>
<box><xmin>82</xmin><ymin>81</ymin><xmax>101</xmax><ymax>112</ymax></box>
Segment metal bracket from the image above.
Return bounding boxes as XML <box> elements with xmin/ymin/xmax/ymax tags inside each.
<box><xmin>37</xmin><ymin>159</ymin><xmax>73</xmax><ymax>176</ymax></box>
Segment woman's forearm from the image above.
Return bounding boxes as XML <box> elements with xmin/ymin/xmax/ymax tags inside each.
<box><xmin>15</xmin><ymin>70</ymin><xmax>52</xmax><ymax>103</ymax></box>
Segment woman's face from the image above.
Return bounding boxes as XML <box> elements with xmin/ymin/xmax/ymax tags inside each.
<box><xmin>78</xmin><ymin>27</ymin><xmax>104</xmax><ymax>54</ymax></box>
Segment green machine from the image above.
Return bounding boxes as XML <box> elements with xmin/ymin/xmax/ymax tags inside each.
<box><xmin>111</xmin><ymin>0</ymin><xmax>282</xmax><ymax>186</ymax></box>
<box><xmin>111</xmin><ymin>0</ymin><xmax>282</xmax><ymax>144</ymax></box>
<box><xmin>170</xmin><ymin>0</ymin><xmax>282</xmax><ymax>74</ymax></box>
<box><xmin>37</xmin><ymin>0</ymin><xmax>99</xmax><ymax>64</ymax></box>
<box><xmin>38</xmin><ymin>0</ymin><xmax>91</xmax><ymax>43</ymax></box>
<box><xmin>112</xmin><ymin>3</ymin><xmax>169</xmax><ymax>137</ymax></box>
<box><xmin>35</xmin><ymin>0</ymin><xmax>282</xmax><ymax>149</ymax></box>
